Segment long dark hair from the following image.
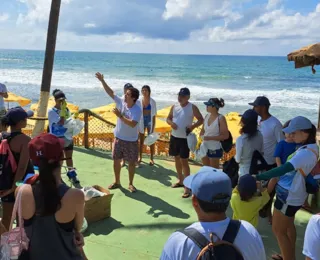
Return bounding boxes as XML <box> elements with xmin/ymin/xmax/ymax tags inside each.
<box><xmin>302</xmin><ymin>125</ymin><xmax>317</xmax><ymax>145</ymax></box>
<box><xmin>37</xmin><ymin>159</ymin><xmax>62</xmax><ymax>216</ymax></box>
<box><xmin>211</xmin><ymin>98</ymin><xmax>225</xmax><ymax>110</ymax></box>
<box><xmin>142</xmin><ymin>85</ymin><xmax>151</xmax><ymax>94</ymax></box>
<box><xmin>240</xmin><ymin>118</ymin><xmax>258</xmax><ymax>139</ymax></box>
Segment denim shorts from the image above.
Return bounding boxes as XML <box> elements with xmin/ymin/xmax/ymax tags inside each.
<box><xmin>207</xmin><ymin>148</ymin><xmax>223</xmax><ymax>158</ymax></box>
<box><xmin>143</xmin><ymin>115</ymin><xmax>152</xmax><ymax>134</ymax></box>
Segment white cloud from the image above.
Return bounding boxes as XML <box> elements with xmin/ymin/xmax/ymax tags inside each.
<box><xmin>0</xmin><ymin>13</ymin><xmax>10</xmax><ymax>22</ymax></box>
<box><xmin>84</xmin><ymin>23</ymin><xmax>96</xmax><ymax>28</ymax></box>
<box><xmin>266</xmin><ymin>0</ymin><xmax>282</xmax><ymax>10</ymax></box>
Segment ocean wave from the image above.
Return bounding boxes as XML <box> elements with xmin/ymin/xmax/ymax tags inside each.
<box><xmin>0</xmin><ymin>58</ymin><xmax>23</xmax><ymax>62</ymax></box>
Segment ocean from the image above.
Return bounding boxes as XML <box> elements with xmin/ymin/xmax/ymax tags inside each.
<box><xmin>0</xmin><ymin>49</ymin><xmax>319</xmax><ymax>124</ymax></box>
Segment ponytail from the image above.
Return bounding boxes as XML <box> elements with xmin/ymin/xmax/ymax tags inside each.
<box><xmin>302</xmin><ymin>125</ymin><xmax>317</xmax><ymax>145</ymax></box>
<box><xmin>38</xmin><ymin>159</ymin><xmax>61</xmax><ymax>216</ymax></box>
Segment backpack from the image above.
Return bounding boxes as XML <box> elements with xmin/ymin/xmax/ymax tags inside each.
<box><xmin>218</xmin><ymin>116</ymin><xmax>233</xmax><ymax>153</ymax></box>
<box><xmin>298</xmin><ymin>146</ymin><xmax>320</xmax><ymax>195</ymax></box>
<box><xmin>178</xmin><ymin>220</ymin><xmax>244</xmax><ymax>260</ymax></box>
<box><xmin>222</xmin><ymin>157</ymin><xmax>239</xmax><ymax>188</ymax></box>
<box><xmin>0</xmin><ymin>134</ymin><xmax>18</xmax><ymax>190</ymax></box>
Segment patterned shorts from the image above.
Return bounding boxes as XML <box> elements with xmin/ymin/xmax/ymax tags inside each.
<box><xmin>113</xmin><ymin>138</ymin><xmax>138</xmax><ymax>162</ymax></box>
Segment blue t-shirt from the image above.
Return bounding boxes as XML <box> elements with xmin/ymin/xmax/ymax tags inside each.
<box><xmin>273</xmin><ymin>140</ymin><xmax>299</xmax><ymax>165</ymax></box>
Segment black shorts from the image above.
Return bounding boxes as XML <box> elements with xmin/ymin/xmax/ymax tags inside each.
<box><xmin>169</xmin><ymin>135</ymin><xmax>190</xmax><ymax>159</ymax></box>
<box><xmin>1</xmin><ymin>192</ymin><xmax>15</xmax><ymax>203</ymax></box>
<box><xmin>274</xmin><ymin>197</ymin><xmax>301</xmax><ymax>217</ymax></box>
<box><xmin>64</xmin><ymin>141</ymin><xmax>74</xmax><ymax>151</ymax></box>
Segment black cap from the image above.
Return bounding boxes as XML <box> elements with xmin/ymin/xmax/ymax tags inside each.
<box><xmin>248</xmin><ymin>96</ymin><xmax>270</xmax><ymax>107</ymax></box>
<box><xmin>124</xmin><ymin>83</ymin><xmax>133</xmax><ymax>90</ymax></box>
<box><xmin>53</xmin><ymin>91</ymin><xmax>66</xmax><ymax>100</ymax></box>
<box><xmin>238</xmin><ymin>175</ymin><xmax>257</xmax><ymax>198</ymax></box>
<box><xmin>178</xmin><ymin>88</ymin><xmax>190</xmax><ymax>96</ymax></box>
<box><xmin>6</xmin><ymin>107</ymin><xmax>34</xmax><ymax>125</ymax></box>
<box><xmin>241</xmin><ymin>109</ymin><xmax>258</xmax><ymax>123</ymax></box>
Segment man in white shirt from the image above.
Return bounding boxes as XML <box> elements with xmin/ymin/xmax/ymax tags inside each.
<box><xmin>96</xmin><ymin>72</ymin><xmax>142</xmax><ymax>193</ymax></box>
<box><xmin>0</xmin><ymin>83</ymin><xmax>8</xmax><ymax>122</ymax></box>
<box><xmin>303</xmin><ymin>214</ymin><xmax>320</xmax><ymax>260</ymax></box>
<box><xmin>160</xmin><ymin>166</ymin><xmax>266</xmax><ymax>260</ymax></box>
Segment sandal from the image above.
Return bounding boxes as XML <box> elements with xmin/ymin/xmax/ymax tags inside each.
<box><xmin>128</xmin><ymin>185</ymin><xmax>137</xmax><ymax>193</ymax></box>
<box><xmin>149</xmin><ymin>160</ymin><xmax>155</xmax><ymax>166</ymax></box>
<box><xmin>108</xmin><ymin>183</ymin><xmax>121</xmax><ymax>190</ymax></box>
<box><xmin>171</xmin><ymin>183</ymin><xmax>184</xmax><ymax>188</ymax></box>
<box><xmin>271</xmin><ymin>254</ymin><xmax>283</xmax><ymax>260</ymax></box>
<box><xmin>182</xmin><ymin>191</ymin><xmax>191</xmax><ymax>198</ymax></box>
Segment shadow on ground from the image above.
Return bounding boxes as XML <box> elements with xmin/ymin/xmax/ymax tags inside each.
<box><xmin>84</xmin><ymin>217</ymin><xmax>124</xmax><ymax>236</ymax></box>
<box><xmin>120</xmin><ymin>187</ymin><xmax>190</xmax><ymax>219</ymax></box>
<box><xmin>135</xmin><ymin>162</ymin><xmax>177</xmax><ymax>187</ymax></box>
<box><xmin>74</xmin><ymin>147</ymin><xmax>113</xmax><ymax>160</ymax></box>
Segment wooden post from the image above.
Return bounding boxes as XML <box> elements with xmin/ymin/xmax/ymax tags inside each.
<box><xmin>84</xmin><ymin>111</ymin><xmax>89</xmax><ymax>149</ymax></box>
<box><xmin>32</xmin><ymin>0</ymin><xmax>62</xmax><ymax>137</ymax></box>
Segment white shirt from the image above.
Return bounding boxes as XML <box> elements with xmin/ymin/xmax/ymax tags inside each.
<box><xmin>303</xmin><ymin>214</ymin><xmax>320</xmax><ymax>260</ymax></box>
<box><xmin>160</xmin><ymin>218</ymin><xmax>266</xmax><ymax>260</ymax></box>
<box><xmin>258</xmin><ymin>116</ymin><xmax>284</xmax><ymax>165</ymax></box>
<box><xmin>203</xmin><ymin>114</ymin><xmax>221</xmax><ymax>151</ymax></box>
<box><xmin>278</xmin><ymin>143</ymin><xmax>319</xmax><ymax>206</ymax></box>
<box><xmin>48</xmin><ymin>107</ymin><xmax>71</xmax><ymax>137</ymax></box>
<box><xmin>139</xmin><ymin>97</ymin><xmax>157</xmax><ymax>134</ymax></box>
<box><xmin>235</xmin><ymin>132</ymin><xmax>264</xmax><ymax>177</ymax></box>
<box><xmin>171</xmin><ymin>102</ymin><xmax>194</xmax><ymax>139</ymax></box>
<box><xmin>113</xmin><ymin>95</ymin><xmax>142</xmax><ymax>142</ymax></box>
<box><xmin>0</xmin><ymin>83</ymin><xmax>8</xmax><ymax>110</ymax></box>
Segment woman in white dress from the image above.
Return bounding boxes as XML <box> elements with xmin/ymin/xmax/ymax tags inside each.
<box><xmin>200</xmin><ymin>98</ymin><xmax>229</xmax><ymax>168</ymax></box>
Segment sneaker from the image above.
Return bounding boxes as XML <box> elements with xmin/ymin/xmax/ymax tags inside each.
<box><xmin>67</xmin><ymin>170</ymin><xmax>81</xmax><ymax>186</ymax></box>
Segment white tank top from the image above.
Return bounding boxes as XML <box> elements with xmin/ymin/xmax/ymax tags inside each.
<box><xmin>203</xmin><ymin>114</ymin><xmax>221</xmax><ymax>150</ymax></box>
<box><xmin>172</xmin><ymin>102</ymin><xmax>194</xmax><ymax>139</ymax></box>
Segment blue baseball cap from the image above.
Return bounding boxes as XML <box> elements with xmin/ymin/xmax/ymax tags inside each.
<box><xmin>5</xmin><ymin>107</ymin><xmax>34</xmax><ymax>125</ymax></box>
<box><xmin>124</xmin><ymin>83</ymin><xmax>133</xmax><ymax>89</ymax></box>
<box><xmin>249</xmin><ymin>96</ymin><xmax>270</xmax><ymax>107</ymax></box>
<box><xmin>178</xmin><ymin>88</ymin><xmax>191</xmax><ymax>96</ymax></box>
<box><xmin>241</xmin><ymin>109</ymin><xmax>258</xmax><ymax>123</ymax></box>
<box><xmin>204</xmin><ymin>98</ymin><xmax>219</xmax><ymax>108</ymax></box>
<box><xmin>238</xmin><ymin>174</ymin><xmax>257</xmax><ymax>197</ymax></box>
<box><xmin>183</xmin><ymin>166</ymin><xmax>232</xmax><ymax>204</ymax></box>
<box><xmin>283</xmin><ymin>116</ymin><xmax>312</xmax><ymax>134</ymax></box>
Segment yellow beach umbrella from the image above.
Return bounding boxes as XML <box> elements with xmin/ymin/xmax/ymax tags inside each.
<box><xmin>91</xmin><ymin>103</ymin><xmax>116</xmax><ymax>115</ymax></box>
<box><xmin>5</xmin><ymin>92</ymin><xmax>32</xmax><ymax>107</ymax></box>
<box><xmin>30</xmin><ymin>97</ymin><xmax>79</xmax><ymax>114</ymax></box>
<box><xmin>156</xmin><ymin>106</ymin><xmax>171</xmax><ymax>118</ymax></box>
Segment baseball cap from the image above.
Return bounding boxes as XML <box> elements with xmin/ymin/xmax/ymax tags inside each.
<box><xmin>183</xmin><ymin>166</ymin><xmax>232</xmax><ymax>204</ymax></box>
<box><xmin>204</xmin><ymin>98</ymin><xmax>219</xmax><ymax>108</ymax></box>
<box><xmin>178</xmin><ymin>88</ymin><xmax>191</xmax><ymax>96</ymax></box>
<box><xmin>29</xmin><ymin>133</ymin><xmax>65</xmax><ymax>166</ymax></box>
<box><xmin>283</xmin><ymin>116</ymin><xmax>312</xmax><ymax>134</ymax></box>
<box><xmin>124</xmin><ymin>83</ymin><xmax>133</xmax><ymax>90</ymax></box>
<box><xmin>5</xmin><ymin>107</ymin><xmax>34</xmax><ymax>125</ymax></box>
<box><xmin>248</xmin><ymin>96</ymin><xmax>270</xmax><ymax>107</ymax></box>
<box><xmin>53</xmin><ymin>90</ymin><xmax>66</xmax><ymax>100</ymax></box>
<box><xmin>237</xmin><ymin>175</ymin><xmax>257</xmax><ymax>198</ymax></box>
<box><xmin>241</xmin><ymin>109</ymin><xmax>258</xmax><ymax>123</ymax></box>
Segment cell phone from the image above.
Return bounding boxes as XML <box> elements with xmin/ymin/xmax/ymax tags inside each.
<box><xmin>186</xmin><ymin>127</ymin><xmax>191</xmax><ymax>136</ymax></box>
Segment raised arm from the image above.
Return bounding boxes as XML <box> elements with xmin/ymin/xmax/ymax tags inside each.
<box><xmin>95</xmin><ymin>72</ymin><xmax>115</xmax><ymax>99</ymax></box>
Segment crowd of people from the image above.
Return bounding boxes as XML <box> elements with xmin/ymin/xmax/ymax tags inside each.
<box><xmin>0</xmin><ymin>76</ymin><xmax>318</xmax><ymax>260</ymax></box>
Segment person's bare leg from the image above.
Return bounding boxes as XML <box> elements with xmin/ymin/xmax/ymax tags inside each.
<box><xmin>287</xmin><ymin>218</ymin><xmax>297</xmax><ymax>258</ymax></box>
<box><xmin>113</xmin><ymin>159</ymin><xmax>122</xmax><ymax>184</ymax></box>
<box><xmin>209</xmin><ymin>158</ymin><xmax>220</xmax><ymax>169</ymax></box>
<box><xmin>181</xmin><ymin>158</ymin><xmax>191</xmax><ymax>197</ymax></box>
<box><xmin>128</xmin><ymin>161</ymin><xmax>136</xmax><ymax>192</ymax></box>
<box><xmin>272</xmin><ymin>209</ymin><xmax>296</xmax><ymax>260</ymax></box>
<box><xmin>64</xmin><ymin>150</ymin><xmax>74</xmax><ymax>169</ymax></box>
<box><xmin>150</xmin><ymin>143</ymin><xmax>155</xmax><ymax>165</ymax></box>
<box><xmin>202</xmin><ymin>156</ymin><xmax>210</xmax><ymax>166</ymax></box>
<box><xmin>173</xmin><ymin>156</ymin><xmax>183</xmax><ymax>186</ymax></box>
<box><xmin>138</xmin><ymin>133</ymin><xmax>144</xmax><ymax>164</ymax></box>
<box><xmin>1</xmin><ymin>202</ymin><xmax>14</xmax><ymax>231</ymax></box>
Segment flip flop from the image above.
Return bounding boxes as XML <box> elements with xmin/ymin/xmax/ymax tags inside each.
<box><xmin>149</xmin><ymin>161</ymin><xmax>155</xmax><ymax>166</ymax></box>
<box><xmin>271</xmin><ymin>254</ymin><xmax>283</xmax><ymax>260</ymax></box>
<box><xmin>108</xmin><ymin>183</ymin><xmax>121</xmax><ymax>190</ymax></box>
<box><xmin>182</xmin><ymin>191</ymin><xmax>191</xmax><ymax>199</ymax></box>
<box><xmin>128</xmin><ymin>185</ymin><xmax>137</xmax><ymax>193</ymax></box>
<box><xmin>171</xmin><ymin>183</ymin><xmax>184</xmax><ymax>188</ymax></box>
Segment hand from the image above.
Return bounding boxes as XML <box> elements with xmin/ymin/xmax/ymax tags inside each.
<box><xmin>74</xmin><ymin>231</ymin><xmax>85</xmax><ymax>247</ymax></box>
<box><xmin>170</xmin><ymin>122</ymin><xmax>178</xmax><ymax>130</ymax></box>
<box><xmin>256</xmin><ymin>181</ymin><xmax>262</xmax><ymax>190</ymax></box>
<box><xmin>113</xmin><ymin>108</ymin><xmax>122</xmax><ymax>118</ymax></box>
<box><xmin>203</xmin><ymin>136</ymin><xmax>211</xmax><ymax>141</ymax></box>
<box><xmin>187</xmin><ymin>125</ymin><xmax>194</xmax><ymax>132</ymax></box>
<box><xmin>95</xmin><ymin>72</ymin><xmax>104</xmax><ymax>82</ymax></box>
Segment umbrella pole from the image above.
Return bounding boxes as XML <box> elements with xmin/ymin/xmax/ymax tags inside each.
<box><xmin>32</xmin><ymin>0</ymin><xmax>62</xmax><ymax>137</ymax></box>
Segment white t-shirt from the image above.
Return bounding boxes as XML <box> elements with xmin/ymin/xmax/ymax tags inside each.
<box><xmin>113</xmin><ymin>95</ymin><xmax>141</xmax><ymax>142</ymax></box>
<box><xmin>258</xmin><ymin>115</ymin><xmax>284</xmax><ymax>165</ymax></box>
<box><xmin>235</xmin><ymin>131</ymin><xmax>264</xmax><ymax>177</ymax></box>
<box><xmin>160</xmin><ymin>218</ymin><xmax>266</xmax><ymax>260</ymax></box>
<box><xmin>0</xmin><ymin>83</ymin><xmax>8</xmax><ymax>110</ymax></box>
<box><xmin>203</xmin><ymin>114</ymin><xmax>221</xmax><ymax>150</ymax></box>
<box><xmin>278</xmin><ymin>143</ymin><xmax>319</xmax><ymax>206</ymax></box>
<box><xmin>48</xmin><ymin>107</ymin><xmax>71</xmax><ymax>137</ymax></box>
<box><xmin>303</xmin><ymin>214</ymin><xmax>320</xmax><ymax>260</ymax></box>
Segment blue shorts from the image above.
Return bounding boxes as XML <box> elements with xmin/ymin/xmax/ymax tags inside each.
<box><xmin>143</xmin><ymin>115</ymin><xmax>152</xmax><ymax>134</ymax></box>
<box><xmin>207</xmin><ymin>148</ymin><xmax>223</xmax><ymax>158</ymax></box>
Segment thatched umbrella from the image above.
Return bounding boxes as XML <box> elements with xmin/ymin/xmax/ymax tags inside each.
<box><xmin>287</xmin><ymin>43</ymin><xmax>320</xmax><ymax>74</ymax></box>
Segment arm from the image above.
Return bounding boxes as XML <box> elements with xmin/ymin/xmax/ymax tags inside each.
<box><xmin>152</xmin><ymin>115</ymin><xmax>156</xmax><ymax>133</ymax></box>
<box><xmin>0</xmin><ymin>84</ymin><xmax>8</xmax><ymax>98</ymax></box>
<box><xmin>95</xmin><ymin>72</ymin><xmax>115</xmax><ymax>99</ymax></box>
<box><xmin>204</xmin><ymin>116</ymin><xmax>229</xmax><ymax>141</ymax></box>
<box><xmin>166</xmin><ymin>106</ymin><xmax>177</xmax><ymax>130</ymax></box>
<box><xmin>235</xmin><ymin>137</ymin><xmax>243</xmax><ymax>163</ymax></box>
<box><xmin>256</xmin><ymin>162</ymin><xmax>294</xmax><ymax>181</ymax></box>
<box><xmin>14</xmin><ymin>137</ymin><xmax>31</xmax><ymax>184</ymax></box>
<box><xmin>74</xmin><ymin>190</ymin><xmax>85</xmax><ymax>232</ymax></box>
<box><xmin>274</xmin><ymin>141</ymin><xmax>283</xmax><ymax>167</ymax></box>
<box><xmin>275</xmin><ymin>158</ymin><xmax>282</xmax><ymax>167</ymax></box>
<box><xmin>119</xmin><ymin>115</ymin><xmax>139</xmax><ymax>128</ymax></box>
<box><xmin>189</xmin><ymin>105</ymin><xmax>203</xmax><ymax>131</ymax></box>
<box><xmin>0</xmin><ymin>92</ymin><xmax>8</xmax><ymax>98</ymax></box>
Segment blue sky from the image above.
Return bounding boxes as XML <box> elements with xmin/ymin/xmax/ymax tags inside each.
<box><xmin>0</xmin><ymin>0</ymin><xmax>319</xmax><ymax>55</ymax></box>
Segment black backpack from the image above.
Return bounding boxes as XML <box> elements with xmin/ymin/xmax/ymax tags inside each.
<box><xmin>218</xmin><ymin>116</ymin><xmax>233</xmax><ymax>153</ymax></box>
<box><xmin>223</xmin><ymin>157</ymin><xmax>239</xmax><ymax>188</ymax></box>
<box><xmin>178</xmin><ymin>220</ymin><xmax>244</xmax><ymax>260</ymax></box>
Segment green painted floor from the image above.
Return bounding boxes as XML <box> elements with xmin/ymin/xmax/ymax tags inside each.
<box><xmin>71</xmin><ymin>148</ymin><xmax>312</xmax><ymax>260</ymax></box>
